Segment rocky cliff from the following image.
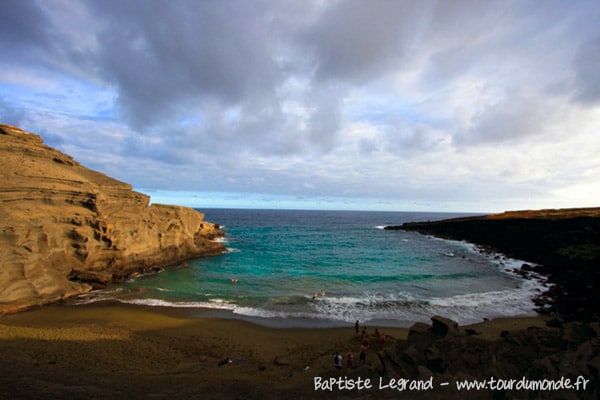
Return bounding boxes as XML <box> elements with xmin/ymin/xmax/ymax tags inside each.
<box><xmin>0</xmin><ymin>124</ymin><xmax>225</xmax><ymax>314</ymax></box>
<box><xmin>386</xmin><ymin>208</ymin><xmax>600</xmax><ymax>321</ymax></box>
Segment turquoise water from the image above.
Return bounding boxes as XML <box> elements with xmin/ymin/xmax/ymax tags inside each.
<box><xmin>77</xmin><ymin>209</ymin><xmax>545</xmax><ymax>327</ymax></box>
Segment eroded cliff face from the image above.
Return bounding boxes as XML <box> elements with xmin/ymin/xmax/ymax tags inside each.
<box><xmin>0</xmin><ymin>124</ymin><xmax>225</xmax><ymax>313</ymax></box>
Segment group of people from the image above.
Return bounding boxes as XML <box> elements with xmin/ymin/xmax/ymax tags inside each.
<box><xmin>356</xmin><ymin>320</ymin><xmax>387</xmax><ymax>349</ymax></box>
<box><xmin>333</xmin><ymin>320</ymin><xmax>388</xmax><ymax>370</ymax></box>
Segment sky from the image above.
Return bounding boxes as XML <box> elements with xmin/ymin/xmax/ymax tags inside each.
<box><xmin>1</xmin><ymin>0</ymin><xmax>600</xmax><ymax>212</ymax></box>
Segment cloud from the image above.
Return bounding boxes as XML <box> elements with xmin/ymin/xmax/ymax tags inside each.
<box><xmin>2</xmin><ymin>0</ymin><xmax>600</xmax><ymax>211</ymax></box>
<box><xmin>0</xmin><ymin>0</ymin><xmax>51</xmax><ymax>59</ymax></box>
<box><xmin>87</xmin><ymin>1</ymin><xmax>284</xmax><ymax>128</ymax></box>
<box><xmin>454</xmin><ymin>90</ymin><xmax>558</xmax><ymax>146</ymax></box>
<box><xmin>302</xmin><ymin>0</ymin><xmax>423</xmax><ymax>83</ymax></box>
<box><xmin>572</xmin><ymin>36</ymin><xmax>600</xmax><ymax>105</ymax></box>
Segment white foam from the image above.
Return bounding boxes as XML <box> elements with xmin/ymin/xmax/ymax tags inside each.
<box><xmin>306</xmin><ymin>281</ymin><xmax>543</xmax><ymax>326</ymax></box>
<box><xmin>120</xmin><ymin>298</ymin><xmax>238</xmax><ymax>311</ymax></box>
<box><xmin>117</xmin><ymin>298</ymin><xmax>334</xmax><ymax>323</ymax></box>
<box><xmin>484</xmin><ymin>252</ymin><xmax>551</xmax><ymax>296</ymax></box>
<box><xmin>208</xmin><ymin>298</ymin><xmax>235</xmax><ymax>304</ymax></box>
<box><xmin>74</xmin><ymin>286</ymin><xmax>542</xmax><ymax>327</ymax></box>
<box><xmin>232</xmin><ymin>306</ymin><xmax>315</xmax><ymax>320</ymax></box>
<box><xmin>72</xmin><ymin>287</ymin><xmax>124</xmax><ymax>304</ymax></box>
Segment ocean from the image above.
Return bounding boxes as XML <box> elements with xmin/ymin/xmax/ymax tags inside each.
<box><xmin>75</xmin><ymin>209</ymin><xmax>546</xmax><ymax>327</ymax></box>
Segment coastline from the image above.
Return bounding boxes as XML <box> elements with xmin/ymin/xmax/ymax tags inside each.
<box><xmin>0</xmin><ymin>301</ymin><xmax>550</xmax><ymax>400</ymax></box>
<box><xmin>389</xmin><ymin>208</ymin><xmax>600</xmax><ymax>321</ymax></box>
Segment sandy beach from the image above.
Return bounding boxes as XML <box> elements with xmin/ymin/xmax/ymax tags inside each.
<box><xmin>0</xmin><ymin>302</ymin><xmax>550</xmax><ymax>400</ymax></box>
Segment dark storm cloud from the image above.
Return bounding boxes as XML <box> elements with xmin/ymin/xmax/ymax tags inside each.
<box><xmin>84</xmin><ymin>0</ymin><xmax>283</xmax><ymax>128</ymax></box>
<box><xmin>51</xmin><ymin>0</ymin><xmax>346</xmax><ymax>157</ymax></box>
<box><xmin>0</xmin><ymin>0</ymin><xmax>51</xmax><ymax>57</ymax></box>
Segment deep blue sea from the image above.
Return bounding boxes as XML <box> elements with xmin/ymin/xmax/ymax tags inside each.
<box><xmin>76</xmin><ymin>209</ymin><xmax>546</xmax><ymax>327</ymax></box>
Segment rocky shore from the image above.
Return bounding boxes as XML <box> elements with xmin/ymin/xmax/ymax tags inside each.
<box><xmin>378</xmin><ymin>208</ymin><xmax>600</xmax><ymax>399</ymax></box>
<box><xmin>378</xmin><ymin>315</ymin><xmax>599</xmax><ymax>399</ymax></box>
<box><xmin>0</xmin><ymin>124</ymin><xmax>225</xmax><ymax>314</ymax></box>
<box><xmin>386</xmin><ymin>208</ymin><xmax>600</xmax><ymax>322</ymax></box>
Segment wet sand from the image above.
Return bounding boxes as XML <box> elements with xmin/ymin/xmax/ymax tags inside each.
<box><xmin>0</xmin><ymin>303</ymin><xmax>548</xmax><ymax>400</ymax></box>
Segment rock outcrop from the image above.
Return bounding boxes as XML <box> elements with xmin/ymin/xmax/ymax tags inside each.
<box><xmin>0</xmin><ymin>124</ymin><xmax>225</xmax><ymax>314</ymax></box>
<box><xmin>379</xmin><ymin>317</ymin><xmax>600</xmax><ymax>400</ymax></box>
<box><xmin>386</xmin><ymin>208</ymin><xmax>600</xmax><ymax>321</ymax></box>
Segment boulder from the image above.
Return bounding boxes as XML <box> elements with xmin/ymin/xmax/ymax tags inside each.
<box><xmin>407</xmin><ymin>321</ymin><xmax>437</xmax><ymax>348</ymax></box>
<box><xmin>408</xmin><ymin>322</ymin><xmax>431</xmax><ymax>337</ymax></box>
<box><xmin>431</xmin><ymin>315</ymin><xmax>459</xmax><ymax>336</ymax></box>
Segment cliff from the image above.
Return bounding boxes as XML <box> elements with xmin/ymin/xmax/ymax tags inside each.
<box><xmin>0</xmin><ymin>124</ymin><xmax>225</xmax><ymax>314</ymax></box>
<box><xmin>386</xmin><ymin>208</ymin><xmax>600</xmax><ymax>321</ymax></box>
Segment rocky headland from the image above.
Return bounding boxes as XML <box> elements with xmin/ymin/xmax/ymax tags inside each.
<box><xmin>0</xmin><ymin>124</ymin><xmax>225</xmax><ymax>314</ymax></box>
<box><xmin>386</xmin><ymin>208</ymin><xmax>600</xmax><ymax>322</ymax></box>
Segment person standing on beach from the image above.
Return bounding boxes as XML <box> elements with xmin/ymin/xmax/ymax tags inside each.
<box><xmin>355</xmin><ymin>320</ymin><xmax>360</xmax><ymax>334</ymax></box>
<box><xmin>379</xmin><ymin>332</ymin><xmax>386</xmax><ymax>348</ymax></box>
<box><xmin>361</xmin><ymin>332</ymin><xmax>370</xmax><ymax>348</ymax></box>
<box><xmin>359</xmin><ymin>344</ymin><xmax>367</xmax><ymax>366</ymax></box>
<box><xmin>334</xmin><ymin>352</ymin><xmax>343</xmax><ymax>369</ymax></box>
<box><xmin>346</xmin><ymin>349</ymin><xmax>354</xmax><ymax>369</ymax></box>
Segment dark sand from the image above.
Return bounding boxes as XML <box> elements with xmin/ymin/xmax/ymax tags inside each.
<box><xmin>0</xmin><ymin>302</ymin><xmax>549</xmax><ymax>400</ymax></box>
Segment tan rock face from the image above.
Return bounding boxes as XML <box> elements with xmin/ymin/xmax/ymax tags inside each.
<box><xmin>0</xmin><ymin>124</ymin><xmax>225</xmax><ymax>313</ymax></box>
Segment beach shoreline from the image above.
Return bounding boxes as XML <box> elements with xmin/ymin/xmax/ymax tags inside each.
<box><xmin>0</xmin><ymin>301</ymin><xmax>551</xmax><ymax>400</ymax></box>
<box><xmin>65</xmin><ymin>294</ymin><xmax>543</xmax><ymax>329</ymax></box>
